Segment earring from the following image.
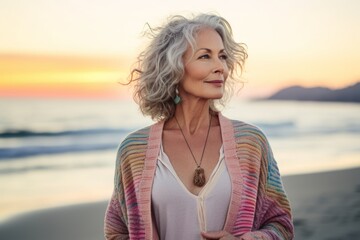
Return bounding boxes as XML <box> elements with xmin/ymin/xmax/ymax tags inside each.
<box><xmin>173</xmin><ymin>87</ymin><xmax>181</xmax><ymax>104</ymax></box>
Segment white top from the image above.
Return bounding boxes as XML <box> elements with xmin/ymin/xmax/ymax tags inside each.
<box><xmin>152</xmin><ymin>144</ymin><xmax>231</xmax><ymax>240</ymax></box>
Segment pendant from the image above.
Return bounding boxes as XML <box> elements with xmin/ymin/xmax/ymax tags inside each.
<box><xmin>193</xmin><ymin>167</ymin><xmax>206</xmax><ymax>187</ymax></box>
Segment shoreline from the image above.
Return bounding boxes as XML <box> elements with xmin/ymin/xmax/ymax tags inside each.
<box><xmin>1</xmin><ymin>167</ymin><xmax>360</xmax><ymax>239</ymax></box>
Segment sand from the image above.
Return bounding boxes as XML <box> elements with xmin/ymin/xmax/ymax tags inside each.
<box><xmin>0</xmin><ymin>167</ymin><xmax>359</xmax><ymax>240</ymax></box>
<box><xmin>283</xmin><ymin>167</ymin><xmax>360</xmax><ymax>239</ymax></box>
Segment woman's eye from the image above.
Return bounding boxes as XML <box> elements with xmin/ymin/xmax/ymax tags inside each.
<box><xmin>220</xmin><ymin>54</ymin><xmax>228</xmax><ymax>60</ymax></box>
<box><xmin>198</xmin><ymin>54</ymin><xmax>210</xmax><ymax>59</ymax></box>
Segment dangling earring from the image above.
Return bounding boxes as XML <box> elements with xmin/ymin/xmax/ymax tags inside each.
<box><xmin>173</xmin><ymin>87</ymin><xmax>181</xmax><ymax>105</ymax></box>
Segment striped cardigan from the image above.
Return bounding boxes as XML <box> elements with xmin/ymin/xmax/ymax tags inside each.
<box><xmin>104</xmin><ymin>114</ymin><xmax>294</xmax><ymax>239</ymax></box>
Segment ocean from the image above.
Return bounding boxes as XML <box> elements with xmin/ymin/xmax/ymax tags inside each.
<box><xmin>0</xmin><ymin>98</ymin><xmax>359</xmax><ymax>221</ymax></box>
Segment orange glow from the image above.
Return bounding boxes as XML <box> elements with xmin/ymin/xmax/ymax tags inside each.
<box><xmin>0</xmin><ymin>53</ymin><xmax>132</xmax><ymax>99</ymax></box>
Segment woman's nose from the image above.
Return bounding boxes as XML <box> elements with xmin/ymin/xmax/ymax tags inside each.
<box><xmin>213</xmin><ymin>58</ymin><xmax>225</xmax><ymax>74</ymax></box>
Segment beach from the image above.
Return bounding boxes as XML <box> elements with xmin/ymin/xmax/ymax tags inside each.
<box><xmin>0</xmin><ymin>167</ymin><xmax>359</xmax><ymax>239</ymax></box>
<box><xmin>284</xmin><ymin>167</ymin><xmax>360</xmax><ymax>239</ymax></box>
<box><xmin>1</xmin><ymin>99</ymin><xmax>359</xmax><ymax>239</ymax></box>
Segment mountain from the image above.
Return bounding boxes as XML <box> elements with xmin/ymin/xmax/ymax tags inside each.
<box><xmin>265</xmin><ymin>82</ymin><xmax>360</xmax><ymax>103</ymax></box>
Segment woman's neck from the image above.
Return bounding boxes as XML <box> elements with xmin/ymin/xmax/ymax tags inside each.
<box><xmin>171</xmin><ymin>99</ymin><xmax>212</xmax><ymax>135</ymax></box>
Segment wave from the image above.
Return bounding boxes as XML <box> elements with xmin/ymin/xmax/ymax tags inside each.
<box><xmin>2</xmin><ymin>121</ymin><xmax>359</xmax><ymax>139</ymax></box>
<box><xmin>0</xmin><ymin>127</ymin><xmax>131</xmax><ymax>159</ymax></box>
<box><xmin>0</xmin><ymin>161</ymin><xmax>109</xmax><ymax>175</ymax></box>
<box><xmin>0</xmin><ymin>127</ymin><xmax>131</xmax><ymax>138</ymax></box>
<box><xmin>1</xmin><ymin>122</ymin><xmax>359</xmax><ymax>160</ymax></box>
<box><xmin>255</xmin><ymin>121</ymin><xmax>360</xmax><ymax>137</ymax></box>
<box><xmin>0</xmin><ymin>142</ymin><xmax>120</xmax><ymax>160</ymax></box>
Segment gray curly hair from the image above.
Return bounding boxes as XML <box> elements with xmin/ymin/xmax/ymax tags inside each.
<box><xmin>129</xmin><ymin>13</ymin><xmax>248</xmax><ymax>121</ymax></box>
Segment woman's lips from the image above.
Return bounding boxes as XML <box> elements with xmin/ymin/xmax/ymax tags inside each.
<box><xmin>205</xmin><ymin>80</ymin><xmax>224</xmax><ymax>87</ymax></box>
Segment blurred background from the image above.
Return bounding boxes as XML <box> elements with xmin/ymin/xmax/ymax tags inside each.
<box><xmin>0</xmin><ymin>0</ymin><xmax>359</xmax><ymax>239</ymax></box>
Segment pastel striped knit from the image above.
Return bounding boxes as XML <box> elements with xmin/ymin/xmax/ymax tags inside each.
<box><xmin>104</xmin><ymin>114</ymin><xmax>294</xmax><ymax>239</ymax></box>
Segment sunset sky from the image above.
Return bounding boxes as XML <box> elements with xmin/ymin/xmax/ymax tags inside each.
<box><xmin>0</xmin><ymin>0</ymin><xmax>359</xmax><ymax>99</ymax></box>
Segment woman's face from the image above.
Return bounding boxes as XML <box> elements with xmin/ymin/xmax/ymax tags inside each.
<box><xmin>180</xmin><ymin>28</ymin><xmax>229</xmax><ymax>101</ymax></box>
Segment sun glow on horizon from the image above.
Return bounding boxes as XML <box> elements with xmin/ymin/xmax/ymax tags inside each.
<box><xmin>0</xmin><ymin>53</ymin><xmax>132</xmax><ymax>99</ymax></box>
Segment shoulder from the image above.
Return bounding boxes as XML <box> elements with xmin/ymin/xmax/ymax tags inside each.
<box><xmin>119</xmin><ymin>125</ymin><xmax>152</xmax><ymax>149</ymax></box>
<box><xmin>113</xmin><ymin>124</ymin><xmax>156</xmax><ymax>191</ymax></box>
<box><xmin>116</xmin><ymin>124</ymin><xmax>154</xmax><ymax>163</ymax></box>
<box><xmin>228</xmin><ymin>119</ymin><xmax>269</xmax><ymax>144</ymax></box>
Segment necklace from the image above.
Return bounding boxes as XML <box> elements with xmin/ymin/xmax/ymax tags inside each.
<box><xmin>175</xmin><ymin>115</ymin><xmax>212</xmax><ymax>187</ymax></box>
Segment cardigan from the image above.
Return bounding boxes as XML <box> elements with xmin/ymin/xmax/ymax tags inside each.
<box><xmin>104</xmin><ymin>114</ymin><xmax>294</xmax><ymax>239</ymax></box>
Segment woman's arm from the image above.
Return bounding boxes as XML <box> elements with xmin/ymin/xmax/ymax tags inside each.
<box><xmin>104</xmin><ymin>191</ymin><xmax>129</xmax><ymax>239</ymax></box>
<box><xmin>240</xmin><ymin>136</ymin><xmax>294</xmax><ymax>240</ymax></box>
<box><xmin>104</xmin><ymin>143</ymin><xmax>130</xmax><ymax>240</ymax></box>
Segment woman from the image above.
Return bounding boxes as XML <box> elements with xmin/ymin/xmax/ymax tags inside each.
<box><xmin>104</xmin><ymin>13</ymin><xmax>294</xmax><ymax>240</ymax></box>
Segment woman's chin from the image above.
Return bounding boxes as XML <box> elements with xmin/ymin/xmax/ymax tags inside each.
<box><xmin>208</xmin><ymin>93</ymin><xmax>224</xmax><ymax>100</ymax></box>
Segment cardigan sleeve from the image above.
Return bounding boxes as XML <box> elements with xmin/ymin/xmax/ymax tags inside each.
<box><xmin>240</xmin><ymin>131</ymin><xmax>294</xmax><ymax>240</ymax></box>
<box><xmin>104</xmin><ymin>191</ymin><xmax>129</xmax><ymax>239</ymax></box>
<box><xmin>104</xmin><ymin>144</ymin><xmax>129</xmax><ymax>239</ymax></box>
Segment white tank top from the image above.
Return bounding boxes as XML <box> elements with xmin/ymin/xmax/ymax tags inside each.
<box><xmin>151</xmin><ymin>144</ymin><xmax>231</xmax><ymax>240</ymax></box>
